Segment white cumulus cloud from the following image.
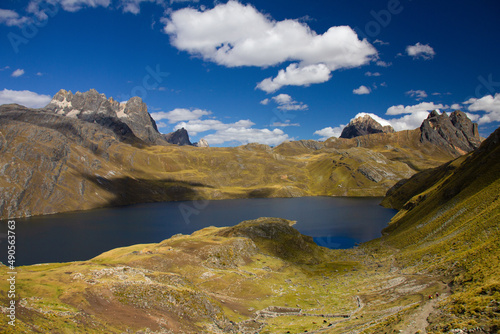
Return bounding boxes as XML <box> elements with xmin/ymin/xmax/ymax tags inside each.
<box><xmin>353</xmin><ymin>85</ymin><xmax>371</xmax><ymax>95</ymax></box>
<box><xmin>464</xmin><ymin>93</ymin><xmax>500</xmax><ymax>124</ymax></box>
<box><xmin>150</xmin><ymin>108</ymin><xmax>212</xmax><ymax>123</ymax></box>
<box><xmin>385</xmin><ymin>111</ymin><xmax>433</xmax><ymax>131</ymax></box>
<box><xmin>119</xmin><ymin>0</ymin><xmax>163</xmax><ymax>14</ymax></box>
<box><xmin>164</xmin><ymin>109</ymin><xmax>291</xmax><ymax>146</ymax></box>
<box><xmin>203</xmin><ymin>127</ymin><xmax>289</xmax><ymax>146</ymax></box>
<box><xmin>386</xmin><ymin>101</ymin><xmax>447</xmax><ymax>115</ymax></box>
<box><xmin>406</xmin><ymin>89</ymin><xmax>428</xmax><ymax>101</ymax></box>
<box><xmin>11</xmin><ymin>69</ymin><xmax>25</xmax><ymax>77</ymax></box>
<box><xmin>383</xmin><ymin>101</ymin><xmax>450</xmax><ymax>131</ymax></box>
<box><xmin>257</xmin><ymin>63</ymin><xmax>332</xmax><ymax>93</ymax></box>
<box><xmin>0</xmin><ymin>9</ymin><xmax>29</xmax><ymax>27</ymax></box>
<box><xmin>376</xmin><ymin>60</ymin><xmax>391</xmax><ymax>67</ymax></box>
<box><xmin>54</xmin><ymin>0</ymin><xmax>110</xmax><ymax>12</ymax></box>
<box><xmin>0</xmin><ymin>89</ymin><xmax>52</xmax><ymax>108</ymax></box>
<box><xmin>356</xmin><ymin>111</ymin><xmax>432</xmax><ymax>132</ymax></box>
<box><xmin>373</xmin><ymin>39</ymin><xmax>389</xmax><ymax>46</ymax></box>
<box><xmin>163</xmin><ymin>1</ymin><xmax>377</xmax><ymax>91</ymax></box>
<box><xmin>271</xmin><ymin>93</ymin><xmax>308</xmax><ymax>110</ymax></box>
<box><xmin>174</xmin><ymin>118</ymin><xmax>289</xmax><ymax>145</ymax></box>
<box><xmin>406</xmin><ymin>42</ymin><xmax>435</xmax><ymax>60</ymax></box>
<box><xmin>271</xmin><ymin>120</ymin><xmax>300</xmax><ymax>127</ymax></box>
<box><xmin>173</xmin><ymin>118</ymin><xmax>251</xmax><ymax>136</ymax></box>
<box><xmin>25</xmin><ymin>0</ymin><xmax>110</xmax><ymax>20</ymax></box>
<box><xmin>314</xmin><ymin>125</ymin><xmax>345</xmax><ymax>140</ymax></box>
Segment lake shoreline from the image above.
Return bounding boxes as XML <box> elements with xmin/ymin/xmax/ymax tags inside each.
<box><xmin>1</xmin><ymin>197</ymin><xmax>396</xmax><ymax>266</ymax></box>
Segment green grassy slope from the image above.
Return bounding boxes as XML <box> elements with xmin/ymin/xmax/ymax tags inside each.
<box><xmin>373</xmin><ymin>127</ymin><xmax>500</xmax><ymax>332</ymax></box>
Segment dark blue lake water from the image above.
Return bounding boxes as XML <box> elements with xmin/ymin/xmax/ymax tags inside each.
<box><xmin>0</xmin><ymin>197</ymin><xmax>396</xmax><ymax>266</ymax></box>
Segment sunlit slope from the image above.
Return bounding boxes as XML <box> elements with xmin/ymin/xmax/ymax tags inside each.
<box><xmin>0</xmin><ymin>107</ymin><xmax>457</xmax><ymax>219</ymax></box>
<box><xmin>375</xmin><ymin>126</ymin><xmax>500</xmax><ymax>332</ymax></box>
<box><xmin>0</xmin><ymin>218</ymin><xmax>357</xmax><ymax>333</ymax></box>
<box><xmin>0</xmin><ymin>217</ymin><xmax>453</xmax><ymax>333</ymax></box>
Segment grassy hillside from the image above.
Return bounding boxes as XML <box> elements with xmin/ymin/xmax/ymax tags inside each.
<box><xmin>373</xmin><ymin>127</ymin><xmax>500</xmax><ymax>332</ymax></box>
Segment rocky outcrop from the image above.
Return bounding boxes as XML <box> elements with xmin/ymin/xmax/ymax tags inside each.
<box><xmin>194</xmin><ymin>138</ymin><xmax>209</xmax><ymax>147</ymax></box>
<box><xmin>420</xmin><ymin>110</ymin><xmax>481</xmax><ymax>155</ymax></box>
<box><xmin>162</xmin><ymin>127</ymin><xmax>192</xmax><ymax>146</ymax></box>
<box><xmin>340</xmin><ymin>114</ymin><xmax>395</xmax><ymax>139</ymax></box>
<box><xmin>163</xmin><ymin>128</ymin><xmax>210</xmax><ymax>147</ymax></box>
<box><xmin>216</xmin><ymin>217</ymin><xmax>322</xmax><ymax>264</ymax></box>
<box><xmin>44</xmin><ymin>89</ymin><xmax>166</xmax><ymax>145</ymax></box>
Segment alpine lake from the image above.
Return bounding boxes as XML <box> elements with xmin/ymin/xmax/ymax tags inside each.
<box><xmin>1</xmin><ymin>197</ymin><xmax>397</xmax><ymax>265</ymax></box>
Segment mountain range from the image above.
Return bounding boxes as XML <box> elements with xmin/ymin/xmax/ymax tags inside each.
<box><xmin>0</xmin><ymin>89</ymin><xmax>483</xmax><ymax>219</ymax></box>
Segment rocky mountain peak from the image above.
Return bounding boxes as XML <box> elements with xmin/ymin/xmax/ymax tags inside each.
<box><xmin>162</xmin><ymin>127</ymin><xmax>193</xmax><ymax>146</ymax></box>
<box><xmin>420</xmin><ymin>110</ymin><xmax>481</xmax><ymax>154</ymax></box>
<box><xmin>340</xmin><ymin>114</ymin><xmax>395</xmax><ymax>139</ymax></box>
<box><xmin>44</xmin><ymin>89</ymin><xmax>163</xmax><ymax>145</ymax></box>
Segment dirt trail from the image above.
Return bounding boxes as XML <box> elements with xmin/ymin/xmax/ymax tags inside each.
<box><xmin>401</xmin><ymin>282</ymin><xmax>450</xmax><ymax>334</ymax></box>
<box><xmin>402</xmin><ymin>298</ymin><xmax>438</xmax><ymax>334</ymax></box>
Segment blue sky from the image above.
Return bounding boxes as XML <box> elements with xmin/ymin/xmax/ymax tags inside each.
<box><xmin>1</xmin><ymin>0</ymin><xmax>499</xmax><ymax>146</ymax></box>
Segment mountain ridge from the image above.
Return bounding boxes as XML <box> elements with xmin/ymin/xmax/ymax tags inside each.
<box><xmin>0</xmin><ymin>89</ymin><xmax>483</xmax><ymax>219</ymax></box>
<box><xmin>45</xmin><ymin>89</ymin><xmax>166</xmax><ymax>145</ymax></box>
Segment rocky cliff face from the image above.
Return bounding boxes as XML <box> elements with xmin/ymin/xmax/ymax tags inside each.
<box><xmin>45</xmin><ymin>89</ymin><xmax>166</xmax><ymax>145</ymax></box>
<box><xmin>420</xmin><ymin>110</ymin><xmax>481</xmax><ymax>155</ymax></box>
<box><xmin>162</xmin><ymin>127</ymin><xmax>192</xmax><ymax>146</ymax></box>
<box><xmin>340</xmin><ymin>114</ymin><xmax>395</xmax><ymax>139</ymax></box>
